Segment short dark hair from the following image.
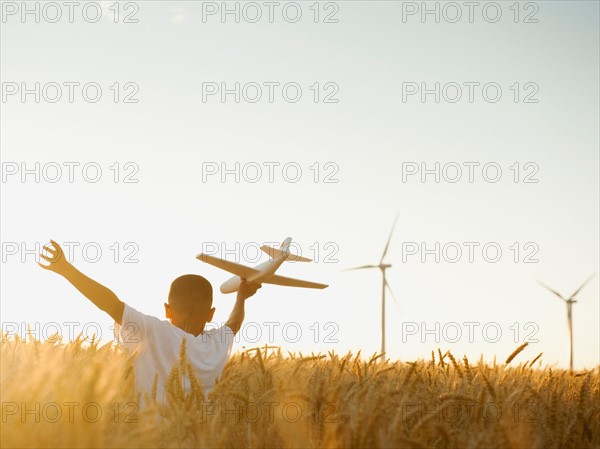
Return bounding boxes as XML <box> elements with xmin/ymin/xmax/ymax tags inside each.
<box><xmin>168</xmin><ymin>274</ymin><xmax>213</xmax><ymax>312</ymax></box>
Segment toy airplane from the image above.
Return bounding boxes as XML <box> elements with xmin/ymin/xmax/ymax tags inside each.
<box><xmin>196</xmin><ymin>237</ymin><xmax>329</xmax><ymax>294</ymax></box>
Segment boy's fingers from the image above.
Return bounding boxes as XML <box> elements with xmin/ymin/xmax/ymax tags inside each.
<box><xmin>50</xmin><ymin>239</ymin><xmax>61</xmax><ymax>250</ymax></box>
<box><xmin>40</xmin><ymin>254</ymin><xmax>53</xmax><ymax>263</ymax></box>
<box><xmin>37</xmin><ymin>262</ymin><xmax>50</xmax><ymax>270</ymax></box>
<box><xmin>43</xmin><ymin>245</ymin><xmax>57</xmax><ymax>255</ymax></box>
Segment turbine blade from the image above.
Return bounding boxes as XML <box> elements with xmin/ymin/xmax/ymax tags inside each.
<box><xmin>344</xmin><ymin>265</ymin><xmax>378</xmax><ymax>272</ymax></box>
<box><xmin>380</xmin><ymin>213</ymin><xmax>399</xmax><ymax>264</ymax></box>
<box><xmin>385</xmin><ymin>279</ymin><xmax>401</xmax><ymax>313</ymax></box>
<box><xmin>537</xmin><ymin>280</ymin><xmax>566</xmax><ymax>302</ymax></box>
<box><xmin>568</xmin><ymin>272</ymin><xmax>596</xmax><ymax>300</ymax></box>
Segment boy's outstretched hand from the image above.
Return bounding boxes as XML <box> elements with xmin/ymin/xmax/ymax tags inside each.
<box><xmin>37</xmin><ymin>238</ymin><xmax>124</xmax><ymax>324</ymax></box>
<box><xmin>237</xmin><ymin>279</ymin><xmax>262</xmax><ymax>301</ymax></box>
<box><xmin>38</xmin><ymin>240</ymin><xmax>71</xmax><ymax>276</ymax></box>
<box><xmin>227</xmin><ymin>280</ymin><xmax>261</xmax><ymax>335</ymax></box>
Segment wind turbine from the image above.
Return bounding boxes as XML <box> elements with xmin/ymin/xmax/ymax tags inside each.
<box><xmin>346</xmin><ymin>214</ymin><xmax>400</xmax><ymax>355</ymax></box>
<box><xmin>537</xmin><ymin>273</ymin><xmax>596</xmax><ymax>370</ymax></box>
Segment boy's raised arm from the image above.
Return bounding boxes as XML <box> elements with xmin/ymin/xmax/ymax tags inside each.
<box><xmin>38</xmin><ymin>240</ymin><xmax>125</xmax><ymax>324</ymax></box>
<box><xmin>225</xmin><ymin>280</ymin><xmax>261</xmax><ymax>335</ymax></box>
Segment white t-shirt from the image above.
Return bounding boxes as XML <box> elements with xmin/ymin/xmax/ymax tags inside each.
<box><xmin>114</xmin><ymin>304</ymin><xmax>234</xmax><ymax>403</ymax></box>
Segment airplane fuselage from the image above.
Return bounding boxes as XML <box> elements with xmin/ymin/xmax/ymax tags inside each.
<box><xmin>220</xmin><ymin>247</ymin><xmax>288</xmax><ymax>294</ymax></box>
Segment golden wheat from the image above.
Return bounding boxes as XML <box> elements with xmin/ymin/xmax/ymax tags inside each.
<box><xmin>1</xmin><ymin>334</ymin><xmax>599</xmax><ymax>449</ymax></box>
<box><xmin>505</xmin><ymin>342</ymin><xmax>529</xmax><ymax>365</ymax></box>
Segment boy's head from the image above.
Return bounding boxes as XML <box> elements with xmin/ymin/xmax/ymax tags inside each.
<box><xmin>164</xmin><ymin>274</ymin><xmax>215</xmax><ymax>329</ymax></box>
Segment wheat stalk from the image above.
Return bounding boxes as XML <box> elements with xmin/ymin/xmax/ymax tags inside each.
<box><xmin>505</xmin><ymin>342</ymin><xmax>529</xmax><ymax>365</ymax></box>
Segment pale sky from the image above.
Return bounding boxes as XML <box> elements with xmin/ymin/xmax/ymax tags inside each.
<box><xmin>1</xmin><ymin>1</ymin><xmax>598</xmax><ymax>369</ymax></box>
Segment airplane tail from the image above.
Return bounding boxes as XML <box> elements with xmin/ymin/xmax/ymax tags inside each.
<box><xmin>261</xmin><ymin>238</ymin><xmax>312</xmax><ymax>262</ymax></box>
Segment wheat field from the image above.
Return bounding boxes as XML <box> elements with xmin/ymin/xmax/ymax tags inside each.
<box><xmin>1</xmin><ymin>334</ymin><xmax>598</xmax><ymax>449</ymax></box>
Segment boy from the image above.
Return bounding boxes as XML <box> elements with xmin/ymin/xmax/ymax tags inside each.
<box><xmin>38</xmin><ymin>239</ymin><xmax>260</xmax><ymax>403</ymax></box>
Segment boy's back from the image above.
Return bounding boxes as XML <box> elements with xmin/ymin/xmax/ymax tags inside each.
<box><xmin>114</xmin><ymin>304</ymin><xmax>235</xmax><ymax>401</ymax></box>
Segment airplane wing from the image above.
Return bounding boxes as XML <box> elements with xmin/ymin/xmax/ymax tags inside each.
<box><xmin>196</xmin><ymin>253</ymin><xmax>260</xmax><ymax>278</ymax></box>
<box><xmin>263</xmin><ymin>274</ymin><xmax>328</xmax><ymax>289</ymax></box>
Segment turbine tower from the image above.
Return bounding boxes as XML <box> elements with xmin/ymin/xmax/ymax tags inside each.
<box><xmin>537</xmin><ymin>273</ymin><xmax>596</xmax><ymax>370</ymax></box>
<box><xmin>346</xmin><ymin>214</ymin><xmax>400</xmax><ymax>354</ymax></box>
